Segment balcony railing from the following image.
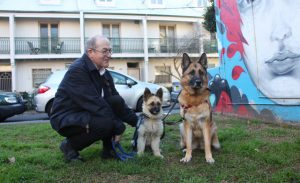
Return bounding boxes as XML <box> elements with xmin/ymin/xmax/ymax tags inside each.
<box><xmin>109</xmin><ymin>38</ymin><xmax>144</xmax><ymax>53</ymax></box>
<box><xmin>203</xmin><ymin>39</ymin><xmax>218</xmax><ymax>53</ymax></box>
<box><xmin>0</xmin><ymin>37</ymin><xmax>10</xmax><ymax>54</ymax></box>
<box><xmin>12</xmin><ymin>37</ymin><xmax>217</xmax><ymax>55</ymax></box>
<box><xmin>15</xmin><ymin>37</ymin><xmax>80</xmax><ymax>54</ymax></box>
<box><xmin>148</xmin><ymin>38</ymin><xmax>200</xmax><ymax>54</ymax></box>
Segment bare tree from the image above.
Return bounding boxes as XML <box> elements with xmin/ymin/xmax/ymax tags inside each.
<box><xmin>160</xmin><ymin>33</ymin><xmax>203</xmax><ymax>80</ymax></box>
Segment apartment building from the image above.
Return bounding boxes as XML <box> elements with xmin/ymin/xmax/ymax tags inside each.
<box><xmin>0</xmin><ymin>0</ymin><xmax>218</xmax><ymax>92</ymax></box>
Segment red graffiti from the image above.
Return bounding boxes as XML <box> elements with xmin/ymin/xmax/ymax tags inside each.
<box><xmin>232</xmin><ymin>66</ymin><xmax>244</xmax><ymax>80</ymax></box>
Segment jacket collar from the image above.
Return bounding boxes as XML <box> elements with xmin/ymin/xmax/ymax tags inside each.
<box><xmin>82</xmin><ymin>53</ymin><xmax>98</xmax><ymax>72</ymax></box>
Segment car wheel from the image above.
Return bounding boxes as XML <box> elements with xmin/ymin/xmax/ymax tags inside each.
<box><xmin>46</xmin><ymin>100</ymin><xmax>53</xmax><ymax>117</ymax></box>
<box><xmin>136</xmin><ymin>97</ymin><xmax>143</xmax><ymax>112</ymax></box>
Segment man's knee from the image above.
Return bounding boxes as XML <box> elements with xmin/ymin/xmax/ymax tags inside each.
<box><xmin>58</xmin><ymin>126</ymin><xmax>86</xmax><ymax>137</ymax></box>
<box><xmin>90</xmin><ymin>117</ymin><xmax>124</xmax><ymax>137</ymax></box>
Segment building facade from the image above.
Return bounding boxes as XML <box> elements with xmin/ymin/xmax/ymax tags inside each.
<box><xmin>0</xmin><ymin>0</ymin><xmax>218</xmax><ymax>92</ymax></box>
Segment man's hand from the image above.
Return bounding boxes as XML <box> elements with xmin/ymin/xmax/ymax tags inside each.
<box><xmin>114</xmin><ymin>135</ymin><xmax>121</xmax><ymax>143</ymax></box>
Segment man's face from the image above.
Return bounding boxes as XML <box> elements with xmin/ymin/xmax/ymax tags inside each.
<box><xmin>88</xmin><ymin>38</ymin><xmax>112</xmax><ymax>69</ymax></box>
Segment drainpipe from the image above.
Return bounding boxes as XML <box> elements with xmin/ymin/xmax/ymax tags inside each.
<box><xmin>9</xmin><ymin>14</ymin><xmax>16</xmax><ymax>91</ymax></box>
<box><xmin>197</xmin><ymin>20</ymin><xmax>203</xmax><ymax>54</ymax></box>
<box><xmin>142</xmin><ymin>16</ymin><xmax>148</xmax><ymax>82</ymax></box>
<box><xmin>80</xmin><ymin>11</ymin><xmax>85</xmax><ymax>54</ymax></box>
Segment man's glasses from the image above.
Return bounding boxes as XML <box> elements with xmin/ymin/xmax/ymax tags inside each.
<box><xmin>93</xmin><ymin>48</ymin><xmax>112</xmax><ymax>55</ymax></box>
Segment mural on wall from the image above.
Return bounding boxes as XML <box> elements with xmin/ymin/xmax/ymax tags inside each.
<box><xmin>208</xmin><ymin>0</ymin><xmax>300</xmax><ymax>122</ymax></box>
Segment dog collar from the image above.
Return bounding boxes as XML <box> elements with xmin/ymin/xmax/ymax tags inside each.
<box><xmin>181</xmin><ymin>100</ymin><xmax>209</xmax><ymax>110</ymax></box>
<box><xmin>181</xmin><ymin>104</ymin><xmax>193</xmax><ymax>110</ymax></box>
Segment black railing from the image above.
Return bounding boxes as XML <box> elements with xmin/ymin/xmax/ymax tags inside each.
<box><xmin>15</xmin><ymin>37</ymin><xmax>80</xmax><ymax>54</ymax></box>
<box><xmin>0</xmin><ymin>37</ymin><xmax>10</xmax><ymax>54</ymax></box>
<box><xmin>148</xmin><ymin>38</ymin><xmax>201</xmax><ymax>54</ymax></box>
<box><xmin>14</xmin><ymin>37</ymin><xmax>217</xmax><ymax>55</ymax></box>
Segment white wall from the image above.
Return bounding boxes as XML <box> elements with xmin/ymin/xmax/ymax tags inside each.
<box><xmin>85</xmin><ymin>20</ymin><xmax>101</xmax><ymax>38</ymax></box>
<box><xmin>15</xmin><ymin>60</ymin><xmax>73</xmax><ymax>92</ymax></box>
<box><xmin>0</xmin><ymin>19</ymin><xmax>9</xmax><ymax>37</ymax></box>
<box><xmin>147</xmin><ymin>22</ymin><xmax>159</xmax><ymax>38</ymax></box>
<box><xmin>15</xmin><ymin>20</ymin><xmax>39</xmax><ymax>37</ymax></box>
<box><xmin>176</xmin><ymin>22</ymin><xmax>195</xmax><ymax>37</ymax></box>
<box><xmin>59</xmin><ymin>20</ymin><xmax>80</xmax><ymax>37</ymax></box>
<box><xmin>120</xmin><ymin>21</ymin><xmax>143</xmax><ymax>37</ymax></box>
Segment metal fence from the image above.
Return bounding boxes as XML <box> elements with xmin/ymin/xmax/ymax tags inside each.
<box><xmin>7</xmin><ymin>37</ymin><xmax>217</xmax><ymax>55</ymax></box>
<box><xmin>0</xmin><ymin>72</ymin><xmax>12</xmax><ymax>92</ymax></box>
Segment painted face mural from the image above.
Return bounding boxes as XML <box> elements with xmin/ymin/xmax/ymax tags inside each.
<box><xmin>238</xmin><ymin>0</ymin><xmax>300</xmax><ymax>105</ymax></box>
<box><xmin>209</xmin><ymin>0</ymin><xmax>300</xmax><ymax>122</ymax></box>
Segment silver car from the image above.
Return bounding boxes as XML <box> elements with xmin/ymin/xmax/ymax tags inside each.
<box><xmin>34</xmin><ymin>69</ymin><xmax>171</xmax><ymax>116</ymax></box>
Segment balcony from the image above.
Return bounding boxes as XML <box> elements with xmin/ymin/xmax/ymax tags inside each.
<box><xmin>15</xmin><ymin>37</ymin><xmax>81</xmax><ymax>54</ymax></box>
<box><xmin>11</xmin><ymin>37</ymin><xmax>216</xmax><ymax>56</ymax></box>
<box><xmin>148</xmin><ymin>38</ymin><xmax>201</xmax><ymax>54</ymax></box>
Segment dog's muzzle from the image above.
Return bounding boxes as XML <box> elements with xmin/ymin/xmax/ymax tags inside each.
<box><xmin>150</xmin><ymin>106</ymin><xmax>161</xmax><ymax>115</ymax></box>
<box><xmin>189</xmin><ymin>77</ymin><xmax>202</xmax><ymax>89</ymax></box>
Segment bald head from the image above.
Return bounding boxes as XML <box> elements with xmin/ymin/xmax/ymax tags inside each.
<box><xmin>85</xmin><ymin>35</ymin><xmax>110</xmax><ymax>53</ymax></box>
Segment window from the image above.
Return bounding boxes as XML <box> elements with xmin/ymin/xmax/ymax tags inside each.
<box><xmin>65</xmin><ymin>63</ymin><xmax>72</xmax><ymax>69</ymax></box>
<box><xmin>154</xmin><ymin>66</ymin><xmax>171</xmax><ymax>84</ymax></box>
<box><xmin>32</xmin><ymin>69</ymin><xmax>52</xmax><ymax>88</ymax></box>
<box><xmin>40</xmin><ymin>23</ymin><xmax>59</xmax><ymax>53</ymax></box>
<box><xmin>0</xmin><ymin>72</ymin><xmax>12</xmax><ymax>91</ymax></box>
<box><xmin>151</xmin><ymin>0</ymin><xmax>163</xmax><ymax>4</ymax></box>
<box><xmin>198</xmin><ymin>0</ymin><xmax>208</xmax><ymax>7</ymax></box>
<box><xmin>148</xmin><ymin>0</ymin><xmax>164</xmax><ymax>8</ymax></box>
<box><xmin>39</xmin><ymin>0</ymin><xmax>61</xmax><ymax>5</ymax></box>
<box><xmin>103</xmin><ymin>24</ymin><xmax>120</xmax><ymax>53</ymax></box>
<box><xmin>159</xmin><ymin>26</ymin><xmax>176</xmax><ymax>53</ymax></box>
<box><xmin>110</xmin><ymin>71</ymin><xmax>127</xmax><ymax>85</ymax></box>
<box><xmin>94</xmin><ymin>0</ymin><xmax>115</xmax><ymax>6</ymax></box>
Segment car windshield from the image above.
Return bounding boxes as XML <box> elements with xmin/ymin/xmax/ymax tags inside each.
<box><xmin>110</xmin><ymin>71</ymin><xmax>137</xmax><ymax>85</ymax></box>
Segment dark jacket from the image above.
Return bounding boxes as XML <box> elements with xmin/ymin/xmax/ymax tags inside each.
<box><xmin>50</xmin><ymin>54</ymin><xmax>126</xmax><ymax>135</ymax></box>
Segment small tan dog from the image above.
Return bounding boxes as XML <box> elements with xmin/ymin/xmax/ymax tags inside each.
<box><xmin>137</xmin><ymin>88</ymin><xmax>164</xmax><ymax>158</ymax></box>
<box><xmin>179</xmin><ymin>53</ymin><xmax>220</xmax><ymax>164</ymax></box>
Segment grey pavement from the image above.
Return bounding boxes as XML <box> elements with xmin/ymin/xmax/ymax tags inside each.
<box><xmin>1</xmin><ymin>102</ymin><xmax>180</xmax><ymax>125</ymax></box>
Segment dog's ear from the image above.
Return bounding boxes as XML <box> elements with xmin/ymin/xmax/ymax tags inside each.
<box><xmin>156</xmin><ymin>88</ymin><xmax>163</xmax><ymax>100</ymax></box>
<box><xmin>182</xmin><ymin>53</ymin><xmax>192</xmax><ymax>74</ymax></box>
<box><xmin>144</xmin><ymin>87</ymin><xmax>152</xmax><ymax>101</ymax></box>
<box><xmin>198</xmin><ymin>53</ymin><xmax>208</xmax><ymax>69</ymax></box>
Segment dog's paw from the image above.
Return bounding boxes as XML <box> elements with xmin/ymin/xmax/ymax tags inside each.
<box><xmin>155</xmin><ymin>154</ymin><xmax>164</xmax><ymax>159</ymax></box>
<box><xmin>180</xmin><ymin>155</ymin><xmax>192</xmax><ymax>163</ymax></box>
<box><xmin>212</xmin><ymin>143</ymin><xmax>221</xmax><ymax>150</ymax></box>
<box><xmin>205</xmin><ymin>157</ymin><xmax>215</xmax><ymax>164</ymax></box>
<box><xmin>137</xmin><ymin>151</ymin><xmax>144</xmax><ymax>156</ymax></box>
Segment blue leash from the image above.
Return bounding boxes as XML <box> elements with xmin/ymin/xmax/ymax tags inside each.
<box><xmin>111</xmin><ymin>140</ymin><xmax>136</xmax><ymax>161</ymax></box>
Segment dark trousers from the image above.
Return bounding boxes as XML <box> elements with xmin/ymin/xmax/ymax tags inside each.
<box><xmin>58</xmin><ymin>95</ymin><xmax>137</xmax><ymax>151</ymax></box>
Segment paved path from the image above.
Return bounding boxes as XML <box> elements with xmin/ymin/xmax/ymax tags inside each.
<box><xmin>1</xmin><ymin>102</ymin><xmax>180</xmax><ymax>125</ymax></box>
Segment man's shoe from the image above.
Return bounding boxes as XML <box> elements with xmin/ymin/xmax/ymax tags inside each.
<box><xmin>60</xmin><ymin>139</ymin><xmax>84</xmax><ymax>163</ymax></box>
<box><xmin>101</xmin><ymin>149</ymin><xmax>117</xmax><ymax>159</ymax></box>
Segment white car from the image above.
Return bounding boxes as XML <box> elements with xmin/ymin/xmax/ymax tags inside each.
<box><xmin>34</xmin><ymin>69</ymin><xmax>171</xmax><ymax>117</ymax></box>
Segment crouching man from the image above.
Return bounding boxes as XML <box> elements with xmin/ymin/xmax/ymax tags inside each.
<box><xmin>50</xmin><ymin>35</ymin><xmax>138</xmax><ymax>162</ymax></box>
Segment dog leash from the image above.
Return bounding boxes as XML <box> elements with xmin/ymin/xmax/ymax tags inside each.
<box><xmin>111</xmin><ymin>140</ymin><xmax>136</xmax><ymax>161</ymax></box>
<box><xmin>131</xmin><ymin>113</ymin><xmax>145</xmax><ymax>151</ymax></box>
<box><xmin>161</xmin><ymin>90</ymin><xmax>182</xmax><ymax>138</ymax></box>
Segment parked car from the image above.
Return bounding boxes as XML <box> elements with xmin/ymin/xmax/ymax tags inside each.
<box><xmin>170</xmin><ymin>82</ymin><xmax>182</xmax><ymax>102</ymax></box>
<box><xmin>0</xmin><ymin>91</ymin><xmax>26</xmax><ymax>122</ymax></box>
<box><xmin>34</xmin><ymin>69</ymin><xmax>171</xmax><ymax>117</ymax></box>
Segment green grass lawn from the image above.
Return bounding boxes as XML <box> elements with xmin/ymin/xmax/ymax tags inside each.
<box><xmin>0</xmin><ymin>114</ymin><xmax>299</xmax><ymax>183</ymax></box>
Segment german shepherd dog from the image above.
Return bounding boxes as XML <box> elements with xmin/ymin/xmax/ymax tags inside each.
<box><xmin>179</xmin><ymin>53</ymin><xmax>220</xmax><ymax>164</ymax></box>
<box><xmin>137</xmin><ymin>88</ymin><xmax>164</xmax><ymax>158</ymax></box>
